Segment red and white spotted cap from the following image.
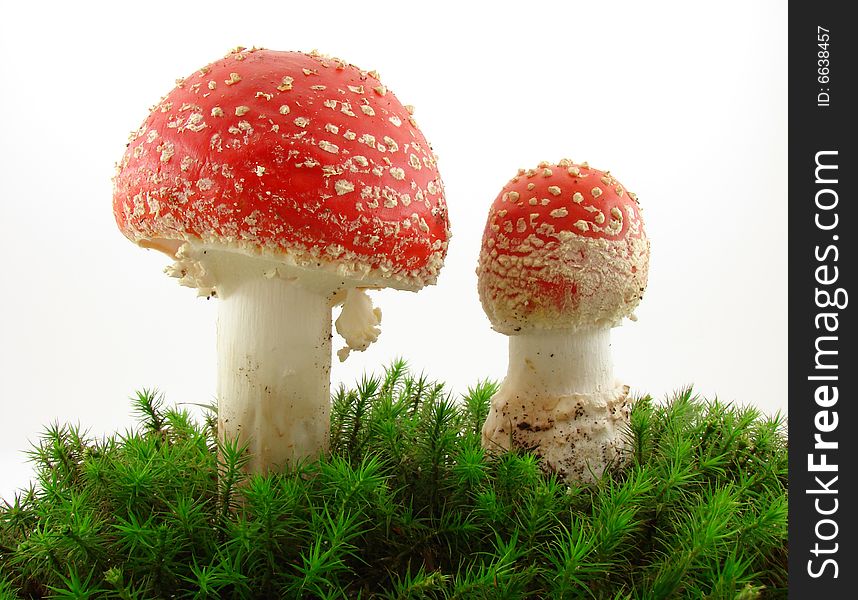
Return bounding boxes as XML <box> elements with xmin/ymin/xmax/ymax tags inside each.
<box><xmin>477</xmin><ymin>160</ymin><xmax>649</xmax><ymax>334</ymax></box>
<box><xmin>113</xmin><ymin>48</ymin><xmax>450</xmax><ymax>291</ymax></box>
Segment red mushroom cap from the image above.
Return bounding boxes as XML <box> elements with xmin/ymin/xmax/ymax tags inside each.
<box><xmin>113</xmin><ymin>48</ymin><xmax>450</xmax><ymax>290</ymax></box>
<box><xmin>477</xmin><ymin>160</ymin><xmax>649</xmax><ymax>334</ymax></box>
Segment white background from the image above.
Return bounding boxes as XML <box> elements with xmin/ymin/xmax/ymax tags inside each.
<box><xmin>0</xmin><ymin>0</ymin><xmax>787</xmax><ymax>501</ymax></box>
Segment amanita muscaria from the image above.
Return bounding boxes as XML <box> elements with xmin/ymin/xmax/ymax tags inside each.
<box><xmin>477</xmin><ymin>160</ymin><xmax>649</xmax><ymax>482</ymax></box>
<box><xmin>113</xmin><ymin>48</ymin><xmax>450</xmax><ymax>473</ymax></box>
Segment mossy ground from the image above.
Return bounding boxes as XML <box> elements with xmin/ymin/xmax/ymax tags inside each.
<box><xmin>0</xmin><ymin>361</ymin><xmax>787</xmax><ymax>599</ymax></box>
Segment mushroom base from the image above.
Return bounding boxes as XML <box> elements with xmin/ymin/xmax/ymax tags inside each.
<box><xmin>482</xmin><ymin>384</ymin><xmax>632</xmax><ymax>482</ymax></box>
<box><xmin>481</xmin><ymin>329</ymin><xmax>633</xmax><ymax>482</ymax></box>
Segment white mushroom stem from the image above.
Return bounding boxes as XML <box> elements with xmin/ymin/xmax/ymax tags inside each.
<box><xmin>217</xmin><ymin>273</ymin><xmax>332</xmax><ymax>474</ymax></box>
<box><xmin>505</xmin><ymin>328</ymin><xmax>615</xmax><ymax>395</ymax></box>
<box><xmin>481</xmin><ymin>328</ymin><xmax>632</xmax><ymax>482</ymax></box>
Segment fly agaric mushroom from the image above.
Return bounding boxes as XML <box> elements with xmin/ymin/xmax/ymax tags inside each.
<box><xmin>113</xmin><ymin>48</ymin><xmax>450</xmax><ymax>474</ymax></box>
<box><xmin>476</xmin><ymin>160</ymin><xmax>648</xmax><ymax>482</ymax></box>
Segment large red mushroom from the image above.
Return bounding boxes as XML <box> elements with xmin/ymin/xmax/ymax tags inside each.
<box><xmin>477</xmin><ymin>160</ymin><xmax>648</xmax><ymax>482</ymax></box>
<box><xmin>113</xmin><ymin>48</ymin><xmax>450</xmax><ymax>473</ymax></box>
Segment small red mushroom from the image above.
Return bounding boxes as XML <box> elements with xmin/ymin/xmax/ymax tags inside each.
<box><xmin>113</xmin><ymin>48</ymin><xmax>450</xmax><ymax>473</ymax></box>
<box><xmin>477</xmin><ymin>159</ymin><xmax>649</xmax><ymax>482</ymax></box>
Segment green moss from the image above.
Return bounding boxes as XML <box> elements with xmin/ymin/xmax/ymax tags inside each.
<box><xmin>0</xmin><ymin>360</ymin><xmax>787</xmax><ymax>598</ymax></box>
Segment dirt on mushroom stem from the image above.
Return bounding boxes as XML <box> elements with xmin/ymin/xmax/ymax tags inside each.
<box><xmin>481</xmin><ymin>328</ymin><xmax>632</xmax><ymax>482</ymax></box>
